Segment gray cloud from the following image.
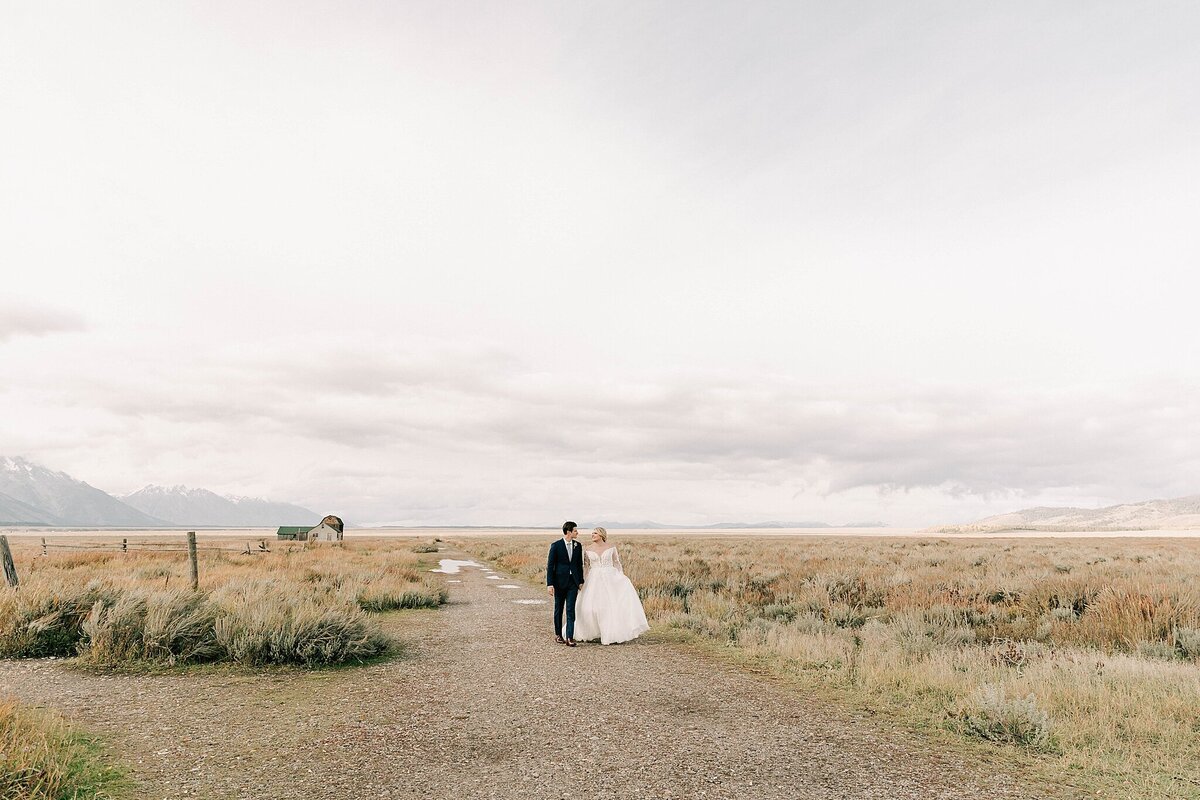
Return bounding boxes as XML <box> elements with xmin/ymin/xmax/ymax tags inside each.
<box><xmin>55</xmin><ymin>344</ymin><xmax>1200</xmax><ymax>516</ymax></box>
<box><xmin>0</xmin><ymin>304</ymin><xmax>86</xmax><ymax>342</ymax></box>
<box><xmin>466</xmin><ymin>380</ymin><xmax>1200</xmax><ymax>502</ymax></box>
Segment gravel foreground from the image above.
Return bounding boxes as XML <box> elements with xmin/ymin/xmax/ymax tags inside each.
<box><xmin>0</xmin><ymin>550</ymin><xmax>1078</xmax><ymax>800</ymax></box>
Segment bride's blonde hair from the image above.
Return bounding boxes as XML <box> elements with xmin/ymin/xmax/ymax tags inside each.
<box><xmin>593</xmin><ymin>527</ymin><xmax>608</xmax><ymax>541</ymax></box>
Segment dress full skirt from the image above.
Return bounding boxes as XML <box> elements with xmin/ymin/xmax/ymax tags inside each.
<box><xmin>574</xmin><ymin>557</ymin><xmax>650</xmax><ymax>644</ymax></box>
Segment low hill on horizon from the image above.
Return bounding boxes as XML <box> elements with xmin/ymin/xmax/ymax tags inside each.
<box><xmin>582</xmin><ymin>520</ymin><xmax>886</xmax><ymax>530</ymax></box>
<box><xmin>934</xmin><ymin>494</ymin><xmax>1200</xmax><ymax>532</ymax></box>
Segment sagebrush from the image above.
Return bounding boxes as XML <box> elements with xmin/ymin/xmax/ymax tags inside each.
<box><xmin>0</xmin><ymin>540</ymin><xmax>445</xmax><ymax>667</ymax></box>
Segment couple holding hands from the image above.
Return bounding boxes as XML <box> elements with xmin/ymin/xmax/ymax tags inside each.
<box><xmin>545</xmin><ymin>521</ymin><xmax>649</xmax><ymax>647</ymax></box>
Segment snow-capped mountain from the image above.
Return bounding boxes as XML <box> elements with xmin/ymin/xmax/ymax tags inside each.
<box><xmin>121</xmin><ymin>484</ymin><xmax>317</xmax><ymax>527</ymax></box>
<box><xmin>0</xmin><ymin>456</ymin><xmax>168</xmax><ymax>526</ymax></box>
<box><xmin>0</xmin><ymin>489</ymin><xmax>64</xmax><ymax>525</ymax></box>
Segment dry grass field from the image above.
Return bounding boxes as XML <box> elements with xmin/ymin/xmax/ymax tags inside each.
<box><xmin>0</xmin><ymin>537</ymin><xmax>445</xmax><ymax>799</ymax></box>
<box><xmin>454</xmin><ymin>534</ymin><xmax>1200</xmax><ymax>799</ymax></box>
<box><xmin>0</xmin><ymin>538</ymin><xmax>445</xmax><ymax>667</ymax></box>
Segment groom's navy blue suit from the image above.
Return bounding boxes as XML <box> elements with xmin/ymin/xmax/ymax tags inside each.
<box><xmin>546</xmin><ymin>538</ymin><xmax>585</xmax><ymax>639</ymax></box>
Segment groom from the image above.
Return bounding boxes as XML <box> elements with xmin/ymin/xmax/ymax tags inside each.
<box><xmin>546</xmin><ymin>520</ymin><xmax>585</xmax><ymax>646</ymax></box>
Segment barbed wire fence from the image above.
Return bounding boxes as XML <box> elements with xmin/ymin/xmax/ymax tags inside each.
<box><xmin>0</xmin><ymin>532</ymin><xmax>278</xmax><ymax>590</ymax></box>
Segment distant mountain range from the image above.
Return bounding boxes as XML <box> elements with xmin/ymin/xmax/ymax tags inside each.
<box><xmin>0</xmin><ymin>456</ymin><xmax>317</xmax><ymax>528</ymax></box>
<box><xmin>935</xmin><ymin>494</ymin><xmax>1200</xmax><ymax>532</ymax></box>
<box><xmin>121</xmin><ymin>485</ymin><xmax>318</xmax><ymax>527</ymax></box>
<box><xmin>1</xmin><ymin>457</ymin><xmax>167</xmax><ymax>526</ymax></box>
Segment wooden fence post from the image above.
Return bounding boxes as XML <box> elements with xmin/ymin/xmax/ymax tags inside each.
<box><xmin>122</xmin><ymin>538</ymin><xmax>128</xmax><ymax>554</ymax></box>
<box><xmin>42</xmin><ymin>537</ymin><xmax>48</xmax><ymax>557</ymax></box>
<box><xmin>186</xmin><ymin>531</ymin><xmax>199</xmax><ymax>590</ymax></box>
<box><xmin>0</xmin><ymin>536</ymin><xmax>18</xmax><ymax>588</ymax></box>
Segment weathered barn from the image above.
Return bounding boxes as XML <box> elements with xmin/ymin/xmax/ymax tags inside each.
<box><xmin>276</xmin><ymin>515</ymin><xmax>345</xmax><ymax>542</ymax></box>
<box><xmin>309</xmin><ymin>515</ymin><xmax>344</xmax><ymax>542</ymax></box>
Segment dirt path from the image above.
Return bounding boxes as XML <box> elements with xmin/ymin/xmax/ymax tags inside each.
<box><xmin>0</xmin><ymin>550</ymin><xmax>1072</xmax><ymax>799</ymax></box>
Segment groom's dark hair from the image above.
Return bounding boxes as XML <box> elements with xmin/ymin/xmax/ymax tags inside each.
<box><xmin>562</xmin><ymin>521</ymin><xmax>577</xmax><ymax>535</ymax></box>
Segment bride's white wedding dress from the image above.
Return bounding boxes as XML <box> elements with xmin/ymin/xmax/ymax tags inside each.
<box><xmin>574</xmin><ymin>546</ymin><xmax>650</xmax><ymax>644</ymax></box>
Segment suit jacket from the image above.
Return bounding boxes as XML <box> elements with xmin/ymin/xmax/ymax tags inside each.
<box><xmin>546</xmin><ymin>538</ymin><xmax>585</xmax><ymax>589</ymax></box>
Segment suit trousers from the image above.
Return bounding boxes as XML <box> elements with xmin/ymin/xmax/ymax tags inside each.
<box><xmin>553</xmin><ymin>583</ymin><xmax>580</xmax><ymax>639</ymax></box>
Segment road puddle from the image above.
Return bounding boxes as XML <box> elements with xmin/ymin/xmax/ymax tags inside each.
<box><xmin>431</xmin><ymin>559</ymin><xmax>483</xmax><ymax>574</ymax></box>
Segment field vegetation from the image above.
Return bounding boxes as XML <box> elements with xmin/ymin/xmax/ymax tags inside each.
<box><xmin>0</xmin><ymin>698</ymin><xmax>125</xmax><ymax>800</ymax></box>
<box><xmin>0</xmin><ymin>539</ymin><xmax>446</xmax><ymax>669</ymax></box>
<box><xmin>0</xmin><ymin>537</ymin><xmax>445</xmax><ymax>799</ymax></box>
<box><xmin>455</xmin><ymin>534</ymin><xmax>1200</xmax><ymax>799</ymax></box>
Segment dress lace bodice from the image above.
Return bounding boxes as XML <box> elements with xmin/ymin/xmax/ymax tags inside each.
<box><xmin>585</xmin><ymin>546</ymin><xmax>622</xmax><ymax>573</ymax></box>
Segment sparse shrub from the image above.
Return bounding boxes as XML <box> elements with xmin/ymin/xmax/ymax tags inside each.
<box><xmin>79</xmin><ymin>594</ymin><xmax>147</xmax><ymax>664</ymax></box>
<box><xmin>963</xmin><ymin>606</ymin><xmax>1002</xmax><ymax>627</ymax></box>
<box><xmin>761</xmin><ymin>602</ymin><xmax>799</xmax><ymax>623</ymax></box>
<box><xmin>1134</xmin><ymin>640</ymin><xmax>1178</xmax><ymax>661</ymax></box>
<box><xmin>822</xmin><ymin>573</ymin><xmax>885</xmax><ymax>607</ymax></box>
<box><xmin>664</xmin><ymin>580</ymin><xmax>696</xmax><ymax>600</ymax></box>
<box><xmin>737</xmin><ymin>573</ymin><xmax>779</xmax><ymax>606</ymax></box>
<box><xmin>958</xmin><ymin>684</ymin><xmax>1053</xmax><ymax>750</ymax></box>
<box><xmin>894</xmin><ymin>613</ymin><xmax>976</xmax><ymax>655</ymax></box>
<box><xmin>356</xmin><ymin>585</ymin><xmax>447</xmax><ymax>611</ymax></box>
<box><xmin>986</xmin><ymin>588</ymin><xmax>1018</xmax><ymax>604</ymax></box>
<box><xmin>1176</xmin><ymin>627</ymin><xmax>1200</xmax><ymax>660</ymax></box>
<box><xmin>827</xmin><ymin>603</ymin><xmax>867</xmax><ymax>629</ymax></box>
<box><xmin>789</xmin><ymin>612</ymin><xmax>829</xmax><ymax>634</ymax></box>
<box><xmin>0</xmin><ymin>582</ymin><xmax>105</xmax><ymax>658</ymax></box>
<box><xmin>212</xmin><ymin>582</ymin><xmax>390</xmax><ymax>666</ymax></box>
<box><xmin>735</xmin><ymin>617</ymin><xmax>773</xmax><ymax>647</ymax></box>
<box><xmin>78</xmin><ymin>589</ymin><xmax>220</xmax><ymax>666</ymax></box>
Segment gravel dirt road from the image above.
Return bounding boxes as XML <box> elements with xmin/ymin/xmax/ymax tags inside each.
<box><xmin>0</xmin><ymin>550</ymin><xmax>1076</xmax><ymax>799</ymax></box>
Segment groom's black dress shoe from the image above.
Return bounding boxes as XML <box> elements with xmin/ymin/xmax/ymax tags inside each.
<box><xmin>555</xmin><ymin>635</ymin><xmax>566</xmax><ymax>644</ymax></box>
<box><xmin>566</xmin><ymin>638</ymin><xmax>577</xmax><ymax>647</ymax></box>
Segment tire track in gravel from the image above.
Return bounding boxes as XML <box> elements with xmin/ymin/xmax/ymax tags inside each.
<box><xmin>0</xmin><ymin>550</ymin><xmax>1077</xmax><ymax>799</ymax></box>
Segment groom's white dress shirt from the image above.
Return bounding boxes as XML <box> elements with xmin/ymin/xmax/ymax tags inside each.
<box><xmin>562</xmin><ymin>537</ymin><xmax>573</xmax><ymax>558</ymax></box>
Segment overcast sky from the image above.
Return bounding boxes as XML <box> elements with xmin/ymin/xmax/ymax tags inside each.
<box><xmin>2</xmin><ymin>2</ymin><xmax>1198</xmax><ymax>526</ymax></box>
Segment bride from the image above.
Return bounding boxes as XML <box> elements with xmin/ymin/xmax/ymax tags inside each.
<box><xmin>574</xmin><ymin>527</ymin><xmax>650</xmax><ymax>644</ymax></box>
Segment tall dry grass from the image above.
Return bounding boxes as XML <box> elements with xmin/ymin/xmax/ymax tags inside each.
<box><xmin>0</xmin><ymin>697</ymin><xmax>123</xmax><ymax>799</ymax></box>
<box><xmin>0</xmin><ymin>540</ymin><xmax>445</xmax><ymax>668</ymax></box>
<box><xmin>455</xmin><ymin>535</ymin><xmax>1200</xmax><ymax>799</ymax></box>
